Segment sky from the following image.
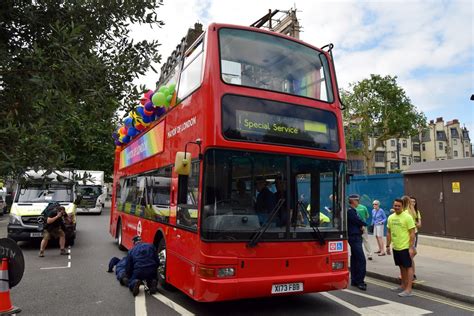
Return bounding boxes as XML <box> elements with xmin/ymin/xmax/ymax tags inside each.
<box><xmin>131</xmin><ymin>0</ymin><xmax>473</xmax><ymax>133</ymax></box>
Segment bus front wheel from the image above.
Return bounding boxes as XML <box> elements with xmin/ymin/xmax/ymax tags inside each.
<box><xmin>116</xmin><ymin>221</ymin><xmax>126</xmax><ymax>251</ymax></box>
<box><xmin>157</xmin><ymin>239</ymin><xmax>172</xmax><ymax>290</ymax></box>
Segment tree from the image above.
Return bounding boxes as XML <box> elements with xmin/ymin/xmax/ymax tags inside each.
<box><xmin>342</xmin><ymin>74</ymin><xmax>426</xmax><ymax>175</ymax></box>
<box><xmin>0</xmin><ymin>0</ymin><xmax>164</xmax><ymax>179</ymax></box>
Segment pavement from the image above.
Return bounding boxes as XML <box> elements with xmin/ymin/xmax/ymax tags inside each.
<box><xmin>364</xmin><ymin>233</ymin><xmax>474</xmax><ymax>305</ymax></box>
<box><xmin>1</xmin><ymin>211</ymin><xmax>473</xmax><ymax>307</ymax></box>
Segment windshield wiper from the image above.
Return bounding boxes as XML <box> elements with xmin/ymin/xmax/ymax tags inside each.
<box><xmin>297</xmin><ymin>201</ymin><xmax>325</xmax><ymax>246</ymax></box>
<box><xmin>247</xmin><ymin>198</ymin><xmax>285</xmax><ymax>248</ymax></box>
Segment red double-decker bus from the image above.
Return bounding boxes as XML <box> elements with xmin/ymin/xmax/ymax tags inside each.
<box><xmin>110</xmin><ymin>23</ymin><xmax>348</xmax><ymax>302</ymax></box>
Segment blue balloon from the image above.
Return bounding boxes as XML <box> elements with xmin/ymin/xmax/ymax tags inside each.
<box><xmin>122</xmin><ymin>135</ymin><xmax>131</xmax><ymax>143</ymax></box>
<box><xmin>115</xmin><ymin>140</ymin><xmax>123</xmax><ymax>146</ymax></box>
<box><xmin>123</xmin><ymin>116</ymin><xmax>133</xmax><ymax>127</ymax></box>
<box><xmin>155</xmin><ymin>106</ymin><xmax>166</xmax><ymax>117</ymax></box>
<box><xmin>136</xmin><ymin>106</ymin><xmax>153</xmax><ymax>123</ymax></box>
<box><xmin>127</xmin><ymin>127</ymin><xmax>139</xmax><ymax>137</ymax></box>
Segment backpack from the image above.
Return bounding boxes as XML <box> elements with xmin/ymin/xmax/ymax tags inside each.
<box><xmin>39</xmin><ymin>202</ymin><xmax>60</xmax><ymax>231</ymax></box>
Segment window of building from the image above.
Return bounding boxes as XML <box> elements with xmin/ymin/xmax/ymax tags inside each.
<box><xmin>438</xmin><ymin>142</ymin><xmax>443</xmax><ymax>150</ymax></box>
<box><xmin>413</xmin><ymin>156</ymin><xmax>421</xmax><ymax>163</ymax></box>
<box><xmin>348</xmin><ymin>159</ymin><xmax>364</xmax><ymax>174</ymax></box>
<box><xmin>390</xmin><ymin>139</ymin><xmax>396</xmax><ymax>147</ymax></box>
<box><xmin>453</xmin><ymin>139</ymin><xmax>457</xmax><ymax>145</ymax></box>
<box><xmin>454</xmin><ymin>150</ymin><xmax>458</xmax><ymax>157</ymax></box>
<box><xmin>390</xmin><ymin>162</ymin><xmax>398</xmax><ymax>170</ymax></box>
<box><xmin>402</xmin><ymin>140</ymin><xmax>407</xmax><ymax>148</ymax></box>
<box><xmin>413</xmin><ymin>143</ymin><xmax>420</xmax><ymax>152</ymax></box>
<box><xmin>375</xmin><ymin>167</ymin><xmax>386</xmax><ymax>174</ymax></box>
<box><xmin>391</xmin><ymin>152</ymin><xmax>396</xmax><ymax>159</ymax></box>
<box><xmin>402</xmin><ymin>157</ymin><xmax>407</xmax><ymax>166</ymax></box>
<box><xmin>466</xmin><ymin>152</ymin><xmax>470</xmax><ymax>157</ymax></box>
<box><xmin>423</xmin><ymin>159</ymin><xmax>426</xmax><ymax>162</ymax></box>
<box><xmin>409</xmin><ymin>157</ymin><xmax>412</xmax><ymax>165</ymax></box>
<box><xmin>422</xmin><ymin>143</ymin><xmax>426</xmax><ymax>151</ymax></box>
<box><xmin>375</xmin><ymin>151</ymin><xmax>385</xmax><ymax>163</ymax></box>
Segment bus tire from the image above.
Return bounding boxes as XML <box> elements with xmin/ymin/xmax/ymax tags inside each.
<box><xmin>117</xmin><ymin>221</ymin><xmax>126</xmax><ymax>251</ymax></box>
<box><xmin>157</xmin><ymin>239</ymin><xmax>173</xmax><ymax>290</ymax></box>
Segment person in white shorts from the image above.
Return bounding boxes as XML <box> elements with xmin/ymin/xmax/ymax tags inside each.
<box><xmin>371</xmin><ymin>200</ymin><xmax>387</xmax><ymax>255</ymax></box>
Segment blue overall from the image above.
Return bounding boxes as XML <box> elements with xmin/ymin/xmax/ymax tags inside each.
<box><xmin>347</xmin><ymin>206</ymin><xmax>367</xmax><ymax>286</ymax></box>
<box><xmin>126</xmin><ymin>243</ymin><xmax>159</xmax><ymax>290</ymax></box>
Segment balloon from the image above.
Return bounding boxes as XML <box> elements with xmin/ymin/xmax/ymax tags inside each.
<box><xmin>168</xmin><ymin>83</ymin><xmax>176</xmax><ymax>93</ymax></box>
<box><xmin>115</xmin><ymin>140</ymin><xmax>123</xmax><ymax>146</ymax></box>
<box><xmin>144</xmin><ymin>109</ymin><xmax>154</xmax><ymax>117</ymax></box>
<box><xmin>166</xmin><ymin>95</ymin><xmax>173</xmax><ymax>104</ymax></box>
<box><xmin>135</xmin><ymin>122</ymin><xmax>146</xmax><ymax>131</ymax></box>
<box><xmin>145</xmin><ymin>89</ymin><xmax>154</xmax><ymax>100</ymax></box>
<box><xmin>155</xmin><ymin>106</ymin><xmax>166</xmax><ymax>117</ymax></box>
<box><xmin>127</xmin><ymin>127</ymin><xmax>139</xmax><ymax>137</ymax></box>
<box><xmin>140</xmin><ymin>98</ymin><xmax>148</xmax><ymax>105</ymax></box>
<box><xmin>152</xmin><ymin>92</ymin><xmax>166</xmax><ymax>107</ymax></box>
<box><xmin>144</xmin><ymin>101</ymin><xmax>154</xmax><ymax>112</ymax></box>
<box><xmin>122</xmin><ymin>135</ymin><xmax>131</xmax><ymax>143</ymax></box>
<box><xmin>123</xmin><ymin>116</ymin><xmax>133</xmax><ymax>127</ymax></box>
<box><xmin>161</xmin><ymin>88</ymin><xmax>170</xmax><ymax>97</ymax></box>
<box><xmin>158</xmin><ymin>86</ymin><xmax>167</xmax><ymax>93</ymax></box>
<box><xmin>119</xmin><ymin>126</ymin><xmax>128</xmax><ymax>136</ymax></box>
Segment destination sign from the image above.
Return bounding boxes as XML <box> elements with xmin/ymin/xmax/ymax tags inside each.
<box><xmin>236</xmin><ymin>110</ymin><xmax>330</xmax><ymax>144</ymax></box>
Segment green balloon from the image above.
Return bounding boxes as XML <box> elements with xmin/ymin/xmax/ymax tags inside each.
<box><xmin>161</xmin><ymin>88</ymin><xmax>170</xmax><ymax>97</ymax></box>
<box><xmin>158</xmin><ymin>86</ymin><xmax>167</xmax><ymax>93</ymax></box>
<box><xmin>168</xmin><ymin>83</ymin><xmax>176</xmax><ymax>93</ymax></box>
<box><xmin>166</xmin><ymin>95</ymin><xmax>173</xmax><ymax>103</ymax></box>
<box><xmin>152</xmin><ymin>92</ymin><xmax>166</xmax><ymax>106</ymax></box>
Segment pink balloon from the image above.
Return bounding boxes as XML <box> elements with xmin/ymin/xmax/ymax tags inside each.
<box><xmin>145</xmin><ymin>90</ymin><xmax>154</xmax><ymax>100</ymax></box>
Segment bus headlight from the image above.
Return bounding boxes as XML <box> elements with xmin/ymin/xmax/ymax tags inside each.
<box><xmin>217</xmin><ymin>267</ymin><xmax>235</xmax><ymax>278</ymax></box>
<box><xmin>9</xmin><ymin>214</ymin><xmax>22</xmax><ymax>225</ymax></box>
<box><xmin>332</xmin><ymin>261</ymin><xmax>344</xmax><ymax>270</ymax></box>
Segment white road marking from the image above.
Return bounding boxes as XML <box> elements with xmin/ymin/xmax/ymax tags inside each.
<box><xmin>152</xmin><ymin>292</ymin><xmax>195</xmax><ymax>315</ymax></box>
<box><xmin>40</xmin><ymin>246</ymin><xmax>72</xmax><ymax>270</ymax></box>
<box><xmin>135</xmin><ymin>287</ymin><xmax>147</xmax><ymax>316</ymax></box>
<box><xmin>321</xmin><ymin>289</ymin><xmax>432</xmax><ymax>315</ymax></box>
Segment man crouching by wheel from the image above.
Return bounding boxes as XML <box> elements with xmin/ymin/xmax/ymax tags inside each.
<box><xmin>126</xmin><ymin>236</ymin><xmax>159</xmax><ymax>296</ymax></box>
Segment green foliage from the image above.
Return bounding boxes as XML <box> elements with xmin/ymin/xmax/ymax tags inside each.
<box><xmin>342</xmin><ymin>74</ymin><xmax>426</xmax><ymax>174</ymax></box>
<box><xmin>0</xmin><ymin>0</ymin><xmax>164</xmax><ymax>178</ymax></box>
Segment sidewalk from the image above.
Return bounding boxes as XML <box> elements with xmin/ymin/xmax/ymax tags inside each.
<box><xmin>364</xmin><ymin>234</ymin><xmax>474</xmax><ymax>304</ymax></box>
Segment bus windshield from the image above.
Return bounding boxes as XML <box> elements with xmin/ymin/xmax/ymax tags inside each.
<box><xmin>16</xmin><ymin>184</ymin><xmax>73</xmax><ymax>203</ymax></box>
<box><xmin>219</xmin><ymin>28</ymin><xmax>334</xmax><ymax>102</ymax></box>
<box><xmin>201</xmin><ymin>149</ymin><xmax>345</xmax><ymax>241</ymax></box>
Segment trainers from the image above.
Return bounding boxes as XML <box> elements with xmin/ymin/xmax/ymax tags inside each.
<box><xmin>390</xmin><ymin>286</ymin><xmax>404</xmax><ymax>292</ymax></box>
<box><xmin>39</xmin><ymin>251</ymin><xmax>44</xmax><ymax>257</ymax></box>
<box><xmin>60</xmin><ymin>249</ymin><xmax>68</xmax><ymax>255</ymax></box>
<box><xmin>368</xmin><ymin>256</ymin><xmax>373</xmax><ymax>261</ymax></box>
<box><xmin>398</xmin><ymin>291</ymin><xmax>414</xmax><ymax>297</ymax></box>
<box><xmin>132</xmin><ymin>280</ymin><xmax>142</xmax><ymax>296</ymax></box>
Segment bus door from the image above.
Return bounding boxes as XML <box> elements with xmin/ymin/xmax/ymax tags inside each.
<box><xmin>168</xmin><ymin>160</ymin><xmax>200</xmax><ymax>290</ymax></box>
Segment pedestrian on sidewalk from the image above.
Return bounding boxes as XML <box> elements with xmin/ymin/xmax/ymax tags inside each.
<box><xmin>371</xmin><ymin>200</ymin><xmax>387</xmax><ymax>255</ymax></box>
<box><xmin>406</xmin><ymin>196</ymin><xmax>422</xmax><ymax>280</ymax></box>
<box><xmin>348</xmin><ymin>194</ymin><xmax>367</xmax><ymax>291</ymax></box>
<box><xmin>386</xmin><ymin>198</ymin><xmax>416</xmax><ymax>297</ymax></box>
<box><xmin>355</xmin><ymin>196</ymin><xmax>373</xmax><ymax>260</ymax></box>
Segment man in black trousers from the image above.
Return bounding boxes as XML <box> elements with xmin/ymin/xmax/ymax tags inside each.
<box><xmin>347</xmin><ymin>194</ymin><xmax>367</xmax><ymax>290</ymax></box>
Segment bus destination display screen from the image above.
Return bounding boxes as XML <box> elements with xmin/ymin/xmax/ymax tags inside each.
<box><xmin>222</xmin><ymin>94</ymin><xmax>339</xmax><ymax>151</ymax></box>
<box><xmin>236</xmin><ymin>110</ymin><xmax>330</xmax><ymax>145</ymax></box>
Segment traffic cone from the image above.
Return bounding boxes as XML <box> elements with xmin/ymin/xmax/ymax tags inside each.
<box><xmin>0</xmin><ymin>258</ymin><xmax>21</xmax><ymax>315</ymax></box>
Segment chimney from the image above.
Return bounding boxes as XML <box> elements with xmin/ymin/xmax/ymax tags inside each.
<box><xmin>453</xmin><ymin>119</ymin><xmax>459</xmax><ymax>124</ymax></box>
<box><xmin>429</xmin><ymin>120</ymin><xmax>434</xmax><ymax>124</ymax></box>
<box><xmin>436</xmin><ymin>117</ymin><xmax>443</xmax><ymax>123</ymax></box>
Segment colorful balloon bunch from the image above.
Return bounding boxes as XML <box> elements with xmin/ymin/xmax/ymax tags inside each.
<box><xmin>113</xmin><ymin>84</ymin><xmax>177</xmax><ymax>147</ymax></box>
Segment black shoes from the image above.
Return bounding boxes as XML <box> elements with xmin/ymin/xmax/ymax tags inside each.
<box><xmin>351</xmin><ymin>282</ymin><xmax>367</xmax><ymax>291</ymax></box>
<box><xmin>132</xmin><ymin>280</ymin><xmax>142</xmax><ymax>296</ymax></box>
<box><xmin>148</xmin><ymin>279</ymin><xmax>158</xmax><ymax>294</ymax></box>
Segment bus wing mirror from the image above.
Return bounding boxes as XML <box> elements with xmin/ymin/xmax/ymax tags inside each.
<box><xmin>346</xmin><ymin>173</ymin><xmax>354</xmax><ymax>185</ymax></box>
<box><xmin>175</xmin><ymin>152</ymin><xmax>191</xmax><ymax>176</ymax></box>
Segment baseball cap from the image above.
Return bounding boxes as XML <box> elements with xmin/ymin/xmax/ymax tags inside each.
<box><xmin>348</xmin><ymin>194</ymin><xmax>360</xmax><ymax>200</ymax></box>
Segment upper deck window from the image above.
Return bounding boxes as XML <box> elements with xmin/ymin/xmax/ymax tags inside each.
<box><xmin>219</xmin><ymin>28</ymin><xmax>334</xmax><ymax>103</ymax></box>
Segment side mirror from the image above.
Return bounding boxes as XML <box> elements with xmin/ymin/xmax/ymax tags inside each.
<box><xmin>175</xmin><ymin>152</ymin><xmax>191</xmax><ymax>176</ymax></box>
<box><xmin>346</xmin><ymin>173</ymin><xmax>354</xmax><ymax>185</ymax></box>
